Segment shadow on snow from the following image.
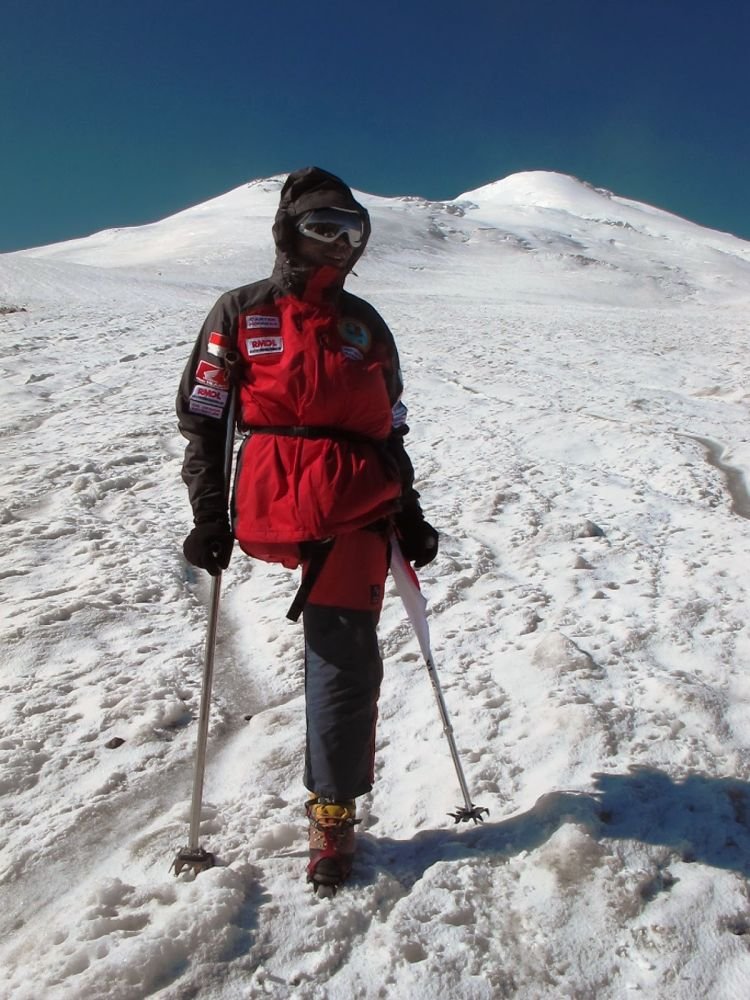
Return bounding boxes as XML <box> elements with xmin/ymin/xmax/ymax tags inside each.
<box><xmin>356</xmin><ymin>765</ymin><xmax>750</xmax><ymax>888</ymax></box>
<box><xmin>169</xmin><ymin>766</ymin><xmax>750</xmax><ymax>989</ymax></box>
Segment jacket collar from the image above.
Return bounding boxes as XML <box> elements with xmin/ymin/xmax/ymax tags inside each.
<box><xmin>271</xmin><ymin>253</ymin><xmax>347</xmax><ymax>305</ymax></box>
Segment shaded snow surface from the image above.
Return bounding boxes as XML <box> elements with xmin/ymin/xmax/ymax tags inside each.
<box><xmin>2</xmin><ymin>171</ymin><xmax>750</xmax><ymax>999</ymax></box>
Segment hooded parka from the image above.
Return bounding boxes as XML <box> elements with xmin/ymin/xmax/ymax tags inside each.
<box><xmin>177</xmin><ymin>167</ymin><xmax>419</xmax><ymax>569</ymax></box>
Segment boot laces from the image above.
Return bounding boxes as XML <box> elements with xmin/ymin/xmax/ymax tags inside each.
<box><xmin>306</xmin><ymin>797</ymin><xmax>357</xmax><ymax>831</ymax></box>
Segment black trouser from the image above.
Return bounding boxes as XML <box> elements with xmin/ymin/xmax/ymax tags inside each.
<box><xmin>303</xmin><ymin>604</ymin><xmax>384</xmax><ymax>801</ymax></box>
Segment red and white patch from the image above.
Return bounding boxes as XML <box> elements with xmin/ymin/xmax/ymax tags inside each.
<box><xmin>246</xmin><ymin>335</ymin><xmax>283</xmax><ymax>356</ymax></box>
<box><xmin>207</xmin><ymin>331</ymin><xmax>230</xmax><ymax>359</ymax></box>
<box><xmin>196</xmin><ymin>360</ymin><xmax>230</xmax><ymax>389</ymax></box>
<box><xmin>188</xmin><ymin>384</ymin><xmax>228</xmax><ymax>418</ymax></box>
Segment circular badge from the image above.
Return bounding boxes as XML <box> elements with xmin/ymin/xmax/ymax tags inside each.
<box><xmin>339</xmin><ymin>318</ymin><xmax>372</xmax><ymax>353</ymax></box>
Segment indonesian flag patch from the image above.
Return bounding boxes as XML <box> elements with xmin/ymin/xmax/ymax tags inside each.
<box><xmin>207</xmin><ymin>331</ymin><xmax>230</xmax><ymax>359</ymax></box>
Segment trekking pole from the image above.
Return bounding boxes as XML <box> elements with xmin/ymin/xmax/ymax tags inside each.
<box><xmin>389</xmin><ymin>537</ymin><xmax>488</xmax><ymax>824</ymax></box>
<box><xmin>172</xmin><ymin>353</ymin><xmax>240</xmax><ymax>875</ymax></box>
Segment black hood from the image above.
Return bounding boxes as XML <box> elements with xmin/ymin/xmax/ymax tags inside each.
<box><xmin>272</xmin><ymin>166</ymin><xmax>371</xmax><ymax>272</ymax></box>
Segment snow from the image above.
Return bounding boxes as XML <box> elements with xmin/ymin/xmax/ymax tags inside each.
<box><xmin>1</xmin><ymin>169</ymin><xmax>750</xmax><ymax>998</ymax></box>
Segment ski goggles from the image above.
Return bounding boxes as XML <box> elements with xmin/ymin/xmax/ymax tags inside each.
<box><xmin>296</xmin><ymin>208</ymin><xmax>365</xmax><ymax>248</ymax></box>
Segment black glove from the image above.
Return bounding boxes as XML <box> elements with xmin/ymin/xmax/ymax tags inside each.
<box><xmin>183</xmin><ymin>519</ymin><xmax>234</xmax><ymax>576</ymax></box>
<box><xmin>394</xmin><ymin>507</ymin><xmax>439</xmax><ymax>568</ymax></box>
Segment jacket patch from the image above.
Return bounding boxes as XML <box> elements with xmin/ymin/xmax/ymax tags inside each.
<box><xmin>246</xmin><ymin>335</ymin><xmax>283</xmax><ymax>356</ymax></box>
<box><xmin>246</xmin><ymin>314</ymin><xmax>281</xmax><ymax>330</ymax></box>
<box><xmin>339</xmin><ymin>318</ymin><xmax>372</xmax><ymax>353</ymax></box>
<box><xmin>189</xmin><ymin>384</ymin><xmax>228</xmax><ymax>418</ymax></box>
<box><xmin>207</xmin><ymin>331</ymin><xmax>230</xmax><ymax>359</ymax></box>
<box><xmin>196</xmin><ymin>360</ymin><xmax>230</xmax><ymax>389</ymax></box>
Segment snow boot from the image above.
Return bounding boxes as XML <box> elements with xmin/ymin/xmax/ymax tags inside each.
<box><xmin>306</xmin><ymin>796</ymin><xmax>358</xmax><ymax>895</ymax></box>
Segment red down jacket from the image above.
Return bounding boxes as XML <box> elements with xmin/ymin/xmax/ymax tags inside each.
<box><xmin>176</xmin><ymin>168</ymin><xmax>419</xmax><ymax>569</ymax></box>
<box><xmin>231</xmin><ymin>278</ymin><xmax>403</xmax><ymax>565</ymax></box>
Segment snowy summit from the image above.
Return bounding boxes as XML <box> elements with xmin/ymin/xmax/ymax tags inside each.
<box><xmin>1</xmin><ymin>170</ymin><xmax>750</xmax><ymax>998</ymax></box>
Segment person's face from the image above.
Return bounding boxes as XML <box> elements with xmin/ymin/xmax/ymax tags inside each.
<box><xmin>291</xmin><ymin>208</ymin><xmax>364</xmax><ymax>270</ymax></box>
<box><xmin>294</xmin><ymin>232</ymin><xmax>355</xmax><ymax>270</ymax></box>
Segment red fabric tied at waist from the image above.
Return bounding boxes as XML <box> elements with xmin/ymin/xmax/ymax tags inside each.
<box><xmin>232</xmin><ymin>434</ymin><xmax>400</xmax><ymax>568</ymax></box>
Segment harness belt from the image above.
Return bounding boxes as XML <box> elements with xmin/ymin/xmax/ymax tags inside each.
<box><xmin>244</xmin><ymin>424</ymin><xmax>375</xmax><ymax>445</ymax></box>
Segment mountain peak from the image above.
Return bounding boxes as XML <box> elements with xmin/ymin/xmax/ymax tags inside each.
<box><xmin>454</xmin><ymin>170</ymin><xmax>616</xmax><ymax>213</ymax></box>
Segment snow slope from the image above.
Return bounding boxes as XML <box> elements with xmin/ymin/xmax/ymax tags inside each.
<box><xmin>1</xmin><ymin>171</ymin><xmax>750</xmax><ymax>999</ymax></box>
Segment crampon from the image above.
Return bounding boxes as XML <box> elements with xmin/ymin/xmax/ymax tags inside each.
<box><xmin>306</xmin><ymin>797</ymin><xmax>359</xmax><ymax>897</ymax></box>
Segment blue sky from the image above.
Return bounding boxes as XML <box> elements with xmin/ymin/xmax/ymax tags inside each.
<box><xmin>2</xmin><ymin>0</ymin><xmax>748</xmax><ymax>251</ymax></box>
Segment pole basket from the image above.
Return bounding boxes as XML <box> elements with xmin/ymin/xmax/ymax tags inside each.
<box><xmin>449</xmin><ymin>804</ymin><xmax>490</xmax><ymax>825</ymax></box>
<box><xmin>171</xmin><ymin>846</ymin><xmax>216</xmax><ymax>876</ymax></box>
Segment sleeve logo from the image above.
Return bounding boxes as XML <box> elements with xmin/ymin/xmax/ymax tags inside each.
<box><xmin>188</xmin><ymin>384</ymin><xmax>228</xmax><ymax>418</ymax></box>
<box><xmin>196</xmin><ymin>360</ymin><xmax>230</xmax><ymax>389</ymax></box>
